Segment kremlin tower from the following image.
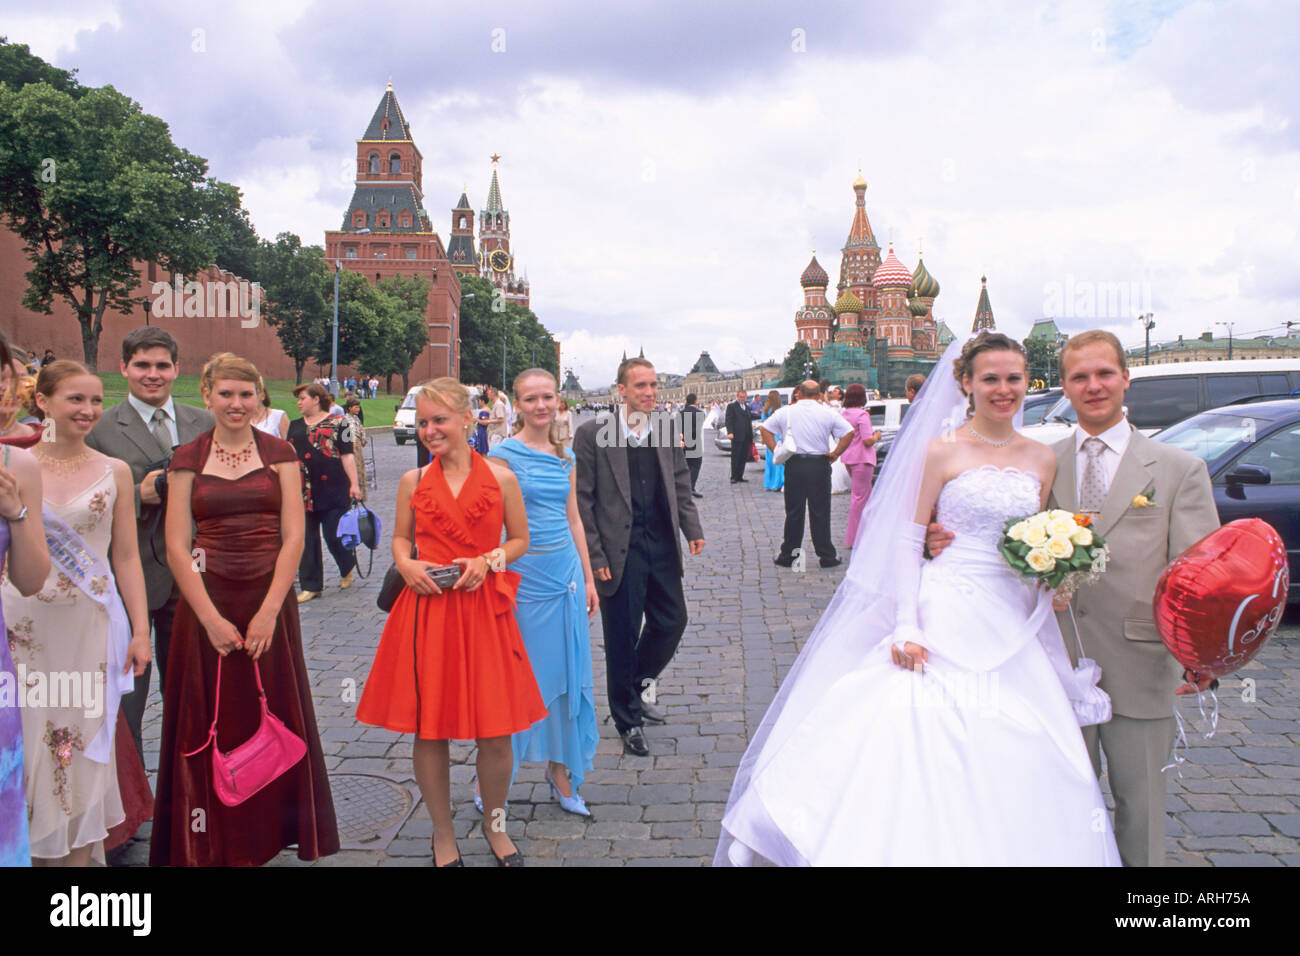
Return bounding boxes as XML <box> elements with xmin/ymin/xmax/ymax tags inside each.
<box><xmin>972</xmin><ymin>276</ymin><xmax>996</xmax><ymax>332</ymax></box>
<box><xmin>478</xmin><ymin>156</ymin><xmax>530</xmax><ymax>309</ymax></box>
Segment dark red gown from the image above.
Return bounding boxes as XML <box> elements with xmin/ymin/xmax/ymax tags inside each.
<box><xmin>149</xmin><ymin>428</ymin><xmax>339</xmax><ymax>866</ymax></box>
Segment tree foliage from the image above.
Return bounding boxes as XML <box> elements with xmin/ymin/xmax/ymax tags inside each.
<box><xmin>1023</xmin><ymin>335</ymin><xmax>1058</xmax><ymax>388</ymax></box>
<box><xmin>457</xmin><ymin>274</ymin><xmax>558</xmax><ymax>389</ymax></box>
<box><xmin>258</xmin><ymin>233</ymin><xmax>328</xmax><ymax>383</ymax></box>
<box><xmin>778</xmin><ymin>340</ymin><xmax>819</xmax><ymax>387</ymax></box>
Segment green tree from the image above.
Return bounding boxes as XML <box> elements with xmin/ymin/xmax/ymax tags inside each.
<box><xmin>258</xmin><ymin>233</ymin><xmax>328</xmax><ymax>384</ymax></box>
<box><xmin>203</xmin><ymin>180</ymin><xmax>262</xmax><ymax>282</ymax></box>
<box><xmin>778</xmin><ymin>341</ymin><xmax>818</xmax><ymax>387</ymax></box>
<box><xmin>0</xmin><ymin>81</ymin><xmax>238</xmax><ymax>369</ymax></box>
<box><xmin>355</xmin><ymin>275</ymin><xmax>430</xmax><ymax>393</ymax></box>
<box><xmin>1023</xmin><ymin>335</ymin><xmax>1057</xmax><ymax>388</ymax></box>
<box><xmin>0</xmin><ymin>37</ymin><xmax>83</xmax><ymax>96</ymax></box>
<box><xmin>457</xmin><ymin>274</ymin><xmax>558</xmax><ymax>388</ymax></box>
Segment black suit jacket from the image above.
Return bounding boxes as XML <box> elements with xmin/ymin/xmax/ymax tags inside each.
<box><xmin>724</xmin><ymin>401</ymin><xmax>755</xmax><ymax>447</ymax></box>
<box><xmin>678</xmin><ymin>404</ymin><xmax>706</xmax><ymax>454</ymax></box>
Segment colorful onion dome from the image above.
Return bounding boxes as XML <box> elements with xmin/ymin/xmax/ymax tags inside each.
<box><xmin>908</xmin><ymin>293</ymin><xmax>930</xmax><ymax>318</ymax></box>
<box><xmin>800</xmin><ymin>254</ymin><xmax>828</xmax><ymax>288</ymax></box>
<box><xmin>909</xmin><ymin>256</ymin><xmax>940</xmax><ymax>299</ymax></box>
<box><xmin>833</xmin><ymin>289</ymin><xmax>863</xmax><ymax>315</ymax></box>
<box><xmin>872</xmin><ymin>243</ymin><xmax>912</xmax><ymax>288</ymax></box>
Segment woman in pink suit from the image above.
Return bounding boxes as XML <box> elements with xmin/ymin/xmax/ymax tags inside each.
<box><xmin>839</xmin><ymin>384</ymin><xmax>881</xmax><ymax>549</ymax></box>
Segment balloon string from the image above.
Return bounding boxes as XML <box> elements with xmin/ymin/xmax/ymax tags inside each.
<box><xmin>1161</xmin><ymin>701</ymin><xmax>1189</xmax><ymax>777</ymax></box>
<box><xmin>1161</xmin><ymin>687</ymin><xmax>1219</xmax><ymax>776</ymax></box>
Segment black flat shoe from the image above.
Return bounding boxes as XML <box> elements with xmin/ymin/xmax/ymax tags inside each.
<box><xmin>431</xmin><ymin>837</ymin><xmax>464</xmax><ymax>867</ymax></box>
<box><xmin>692</xmin><ymin>492</ymin><xmax>704</xmax><ymax>498</ymax></box>
<box><xmin>820</xmin><ymin>557</ymin><xmax>842</xmax><ymax>568</ymax></box>
<box><xmin>773</xmin><ymin>555</ymin><xmax>794</xmax><ymax>568</ymax></box>
<box><xmin>620</xmin><ymin>725</ymin><xmax>649</xmax><ymax>756</ymax></box>
<box><xmin>493</xmin><ymin>847</ymin><xmax>525</xmax><ymax>867</ymax></box>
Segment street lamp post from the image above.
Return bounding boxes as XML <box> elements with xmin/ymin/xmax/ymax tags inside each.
<box><xmin>331</xmin><ymin>260</ymin><xmax>341</xmax><ymax>394</ymax></box>
<box><xmin>142</xmin><ymin>299</ymin><xmax>152</xmax><ymax>327</ymax></box>
<box><xmin>1139</xmin><ymin>313</ymin><xmax>1156</xmax><ymax>365</ymax></box>
<box><xmin>1217</xmin><ymin>321</ymin><xmax>1235</xmax><ymax>360</ymax></box>
<box><xmin>502</xmin><ymin>331</ymin><xmax>507</xmax><ymax>394</ymax></box>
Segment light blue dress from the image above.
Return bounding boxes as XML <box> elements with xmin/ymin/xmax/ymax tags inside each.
<box><xmin>0</xmin><ymin>519</ymin><xmax>30</xmax><ymax>865</ymax></box>
<box><xmin>489</xmin><ymin>439</ymin><xmax>598</xmax><ymax>790</ymax></box>
<box><xmin>762</xmin><ymin>409</ymin><xmax>784</xmax><ymax>491</ymax></box>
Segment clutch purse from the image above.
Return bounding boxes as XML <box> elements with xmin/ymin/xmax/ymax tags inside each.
<box><xmin>377</xmin><ymin>464</ymin><xmax>425</xmax><ymax>612</ymax></box>
<box><xmin>771</xmin><ymin>431</ymin><xmax>798</xmax><ymax>465</ymax></box>
<box><xmin>184</xmin><ymin>656</ymin><xmax>306</xmax><ymax>806</ymax></box>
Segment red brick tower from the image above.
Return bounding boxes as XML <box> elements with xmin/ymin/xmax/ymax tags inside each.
<box><xmin>477</xmin><ymin>156</ymin><xmax>530</xmax><ymax>309</ymax></box>
<box><xmin>448</xmin><ymin>189</ymin><xmax>477</xmax><ymax>276</ymax></box>
<box><xmin>324</xmin><ymin>81</ymin><xmax>461</xmax><ymax>380</ymax></box>
<box><xmin>840</xmin><ymin>172</ymin><xmax>881</xmax><ymax>338</ymax></box>
<box><xmin>972</xmin><ymin>276</ymin><xmax>996</xmax><ymax>332</ymax></box>
<box><xmin>796</xmin><ymin>253</ymin><xmax>833</xmax><ymax>359</ymax></box>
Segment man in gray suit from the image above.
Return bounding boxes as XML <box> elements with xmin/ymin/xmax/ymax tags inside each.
<box><xmin>575</xmin><ymin>357</ymin><xmax>705</xmax><ymax>756</ymax></box>
<box><xmin>85</xmin><ymin>327</ymin><xmax>213</xmax><ymax>757</ymax></box>
<box><xmin>927</xmin><ymin>330</ymin><xmax>1219</xmax><ymax>865</ymax></box>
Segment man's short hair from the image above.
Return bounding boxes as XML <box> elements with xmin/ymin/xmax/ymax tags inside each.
<box><xmin>905</xmin><ymin>373</ymin><xmax>926</xmax><ymax>395</ymax></box>
<box><xmin>817</xmin><ymin>378</ymin><xmax>831</xmax><ymax>394</ymax></box>
<box><xmin>685</xmin><ymin>392</ymin><xmax>697</xmax><ymax>404</ymax></box>
<box><xmin>617</xmin><ymin>357</ymin><xmax>655</xmax><ymax>385</ymax></box>
<box><xmin>121</xmin><ymin>327</ymin><xmax>179</xmax><ymax>365</ymax></box>
<box><xmin>1059</xmin><ymin>330</ymin><xmax>1126</xmax><ymax>376</ymax></box>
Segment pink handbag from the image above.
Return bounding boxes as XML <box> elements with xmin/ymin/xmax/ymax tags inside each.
<box><xmin>184</xmin><ymin>656</ymin><xmax>307</xmax><ymax>806</ymax></box>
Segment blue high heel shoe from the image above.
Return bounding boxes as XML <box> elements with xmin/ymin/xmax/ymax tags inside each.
<box><xmin>546</xmin><ymin>767</ymin><xmax>590</xmax><ymax>817</ymax></box>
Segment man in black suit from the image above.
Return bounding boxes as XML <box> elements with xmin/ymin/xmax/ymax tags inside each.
<box><xmin>678</xmin><ymin>392</ymin><xmax>706</xmax><ymax>498</ymax></box>
<box><xmin>725</xmin><ymin>389</ymin><xmax>755</xmax><ymax>484</ymax></box>
<box><xmin>85</xmin><ymin>327</ymin><xmax>213</xmax><ymax>757</ymax></box>
<box><xmin>575</xmin><ymin>358</ymin><xmax>705</xmax><ymax>756</ymax></box>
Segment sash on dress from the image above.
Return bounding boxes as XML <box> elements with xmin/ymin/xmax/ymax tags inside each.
<box><xmin>42</xmin><ymin>511</ymin><xmax>133</xmax><ymax>765</ymax></box>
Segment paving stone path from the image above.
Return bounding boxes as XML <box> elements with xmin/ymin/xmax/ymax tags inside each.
<box><xmin>111</xmin><ymin>421</ymin><xmax>1299</xmax><ymax>866</ymax></box>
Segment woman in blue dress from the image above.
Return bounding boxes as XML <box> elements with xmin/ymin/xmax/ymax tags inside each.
<box><xmin>761</xmin><ymin>390</ymin><xmax>785</xmax><ymax>492</ymax></box>
<box><xmin>487</xmin><ymin>368</ymin><xmax>599</xmax><ymax>815</ymax></box>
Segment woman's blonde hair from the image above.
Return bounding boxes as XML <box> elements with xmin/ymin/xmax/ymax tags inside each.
<box><xmin>416</xmin><ymin>377</ymin><xmax>472</xmax><ymax>416</ymax></box>
<box><xmin>35</xmin><ymin>359</ymin><xmax>94</xmax><ymax>401</ymax></box>
<box><xmin>512</xmin><ymin>367</ymin><xmax>565</xmax><ymax>458</ymax></box>
<box><xmin>201</xmin><ymin>352</ymin><xmax>261</xmax><ymax>394</ymax></box>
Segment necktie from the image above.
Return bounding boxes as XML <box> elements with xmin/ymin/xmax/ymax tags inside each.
<box><xmin>151</xmin><ymin>407</ymin><xmax>173</xmax><ymax>454</ymax></box>
<box><xmin>1079</xmin><ymin>436</ymin><xmax>1107</xmax><ymax>514</ymax></box>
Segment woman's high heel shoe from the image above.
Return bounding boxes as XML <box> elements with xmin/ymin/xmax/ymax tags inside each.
<box><xmin>546</xmin><ymin>768</ymin><xmax>590</xmax><ymax>817</ymax></box>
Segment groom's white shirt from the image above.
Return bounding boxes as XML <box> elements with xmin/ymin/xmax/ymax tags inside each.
<box><xmin>1073</xmin><ymin>416</ymin><xmax>1131</xmax><ymax>491</ymax></box>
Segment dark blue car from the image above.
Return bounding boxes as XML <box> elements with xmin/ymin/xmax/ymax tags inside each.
<box><xmin>1154</xmin><ymin>398</ymin><xmax>1300</xmax><ymax>603</ymax></box>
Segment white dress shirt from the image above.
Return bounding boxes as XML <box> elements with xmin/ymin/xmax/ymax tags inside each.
<box><xmin>619</xmin><ymin>406</ymin><xmax>651</xmax><ymax>445</ymax></box>
<box><xmin>127</xmin><ymin>392</ymin><xmax>179</xmax><ymax>448</ymax></box>
<box><xmin>1073</xmin><ymin>417</ymin><xmax>1132</xmax><ymax>496</ymax></box>
<box><xmin>761</xmin><ymin>401</ymin><xmax>851</xmax><ymax>454</ymax></box>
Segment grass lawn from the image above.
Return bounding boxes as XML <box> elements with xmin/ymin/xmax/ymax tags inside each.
<box><xmin>95</xmin><ymin>373</ymin><xmax>405</xmax><ymax>427</ymax></box>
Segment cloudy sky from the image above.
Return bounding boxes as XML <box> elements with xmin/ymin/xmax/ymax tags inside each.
<box><xmin>5</xmin><ymin>0</ymin><xmax>1298</xmax><ymax>386</ymax></box>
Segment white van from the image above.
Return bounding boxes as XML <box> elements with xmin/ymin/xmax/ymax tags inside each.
<box><xmin>1019</xmin><ymin>358</ymin><xmax>1300</xmax><ymax>444</ymax></box>
<box><xmin>392</xmin><ymin>385</ymin><xmax>423</xmax><ymax>444</ymax></box>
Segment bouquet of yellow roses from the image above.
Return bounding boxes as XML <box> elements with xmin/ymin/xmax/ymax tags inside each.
<box><xmin>999</xmin><ymin>509</ymin><xmax>1109</xmax><ymax>591</ymax></box>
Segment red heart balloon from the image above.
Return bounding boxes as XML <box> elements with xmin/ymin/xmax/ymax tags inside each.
<box><xmin>1153</xmin><ymin>519</ymin><xmax>1289</xmax><ymax>681</ymax></box>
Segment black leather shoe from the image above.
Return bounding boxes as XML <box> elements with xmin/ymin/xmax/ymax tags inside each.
<box><xmin>492</xmin><ymin>847</ymin><xmax>525</xmax><ymax>867</ymax></box>
<box><xmin>641</xmin><ymin>700</ymin><xmax>666</xmax><ymax>725</ymax></box>
<box><xmin>692</xmin><ymin>492</ymin><xmax>704</xmax><ymax>498</ymax></box>
<box><xmin>737</xmin><ymin>477</ymin><xmax>749</xmax><ymax>482</ymax></box>
<box><xmin>620</xmin><ymin>726</ymin><xmax>649</xmax><ymax>756</ymax></box>
<box><xmin>820</xmin><ymin>557</ymin><xmax>842</xmax><ymax>568</ymax></box>
<box><xmin>773</xmin><ymin>555</ymin><xmax>794</xmax><ymax>568</ymax></box>
<box><xmin>431</xmin><ymin>837</ymin><xmax>464</xmax><ymax>867</ymax></box>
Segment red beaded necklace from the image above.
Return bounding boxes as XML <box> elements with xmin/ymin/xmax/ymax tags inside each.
<box><xmin>212</xmin><ymin>438</ymin><xmax>255</xmax><ymax>469</ymax></box>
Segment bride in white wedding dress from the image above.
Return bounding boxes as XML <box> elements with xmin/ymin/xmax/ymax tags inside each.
<box><xmin>716</xmin><ymin>333</ymin><xmax>1121</xmax><ymax>866</ymax></box>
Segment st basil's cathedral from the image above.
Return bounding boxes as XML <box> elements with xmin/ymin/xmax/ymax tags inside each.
<box><xmin>794</xmin><ymin>174</ymin><xmax>996</xmax><ymax>394</ymax></box>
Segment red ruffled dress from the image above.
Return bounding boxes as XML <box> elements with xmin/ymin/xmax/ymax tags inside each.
<box><xmin>357</xmin><ymin>452</ymin><xmax>546</xmax><ymax>740</ymax></box>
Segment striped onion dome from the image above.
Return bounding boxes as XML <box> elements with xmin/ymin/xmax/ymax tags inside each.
<box><xmin>872</xmin><ymin>244</ymin><xmax>913</xmax><ymax>288</ymax></box>
<box><xmin>800</xmin><ymin>254</ymin><xmax>828</xmax><ymax>288</ymax></box>
<box><xmin>833</xmin><ymin>289</ymin><xmax>863</xmax><ymax>315</ymax></box>
<box><xmin>909</xmin><ymin>256</ymin><xmax>940</xmax><ymax>298</ymax></box>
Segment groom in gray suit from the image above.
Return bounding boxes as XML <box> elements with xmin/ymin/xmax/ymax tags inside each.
<box><xmin>1048</xmin><ymin>330</ymin><xmax>1218</xmax><ymax>866</ymax></box>
<box><xmin>927</xmin><ymin>330</ymin><xmax>1219</xmax><ymax>866</ymax></box>
<box><xmin>86</xmin><ymin>327</ymin><xmax>213</xmax><ymax>757</ymax></box>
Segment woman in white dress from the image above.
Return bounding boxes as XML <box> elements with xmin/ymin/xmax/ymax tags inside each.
<box><xmin>251</xmin><ymin>377</ymin><xmax>289</xmax><ymax>440</ymax></box>
<box><xmin>716</xmin><ymin>333</ymin><xmax>1120</xmax><ymax>866</ymax></box>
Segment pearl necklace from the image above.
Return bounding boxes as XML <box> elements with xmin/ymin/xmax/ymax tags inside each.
<box><xmin>966</xmin><ymin>423</ymin><xmax>1015</xmax><ymax>447</ymax></box>
<box><xmin>212</xmin><ymin>439</ymin><xmax>255</xmax><ymax>469</ymax></box>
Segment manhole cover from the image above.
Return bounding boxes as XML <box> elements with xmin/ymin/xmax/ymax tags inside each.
<box><xmin>330</xmin><ymin>773</ymin><xmax>417</xmax><ymax>850</ymax></box>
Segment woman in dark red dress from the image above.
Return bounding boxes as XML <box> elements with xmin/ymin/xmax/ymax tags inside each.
<box><xmin>150</xmin><ymin>354</ymin><xmax>338</xmax><ymax>866</ymax></box>
<box><xmin>357</xmin><ymin>378</ymin><xmax>545</xmax><ymax>866</ymax></box>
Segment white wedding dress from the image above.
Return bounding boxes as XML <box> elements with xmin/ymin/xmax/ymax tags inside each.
<box><xmin>717</xmin><ymin>465</ymin><xmax>1121</xmax><ymax>866</ymax></box>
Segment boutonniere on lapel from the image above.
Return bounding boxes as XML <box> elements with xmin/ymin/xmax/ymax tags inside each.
<box><xmin>1131</xmin><ymin>484</ymin><xmax>1156</xmax><ymax>508</ymax></box>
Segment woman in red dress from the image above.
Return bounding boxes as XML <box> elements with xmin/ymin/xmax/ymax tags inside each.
<box><xmin>150</xmin><ymin>353</ymin><xmax>338</xmax><ymax>866</ymax></box>
<box><xmin>358</xmin><ymin>378</ymin><xmax>545</xmax><ymax>867</ymax></box>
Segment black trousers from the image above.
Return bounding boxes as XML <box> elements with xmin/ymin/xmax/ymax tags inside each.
<box><xmin>779</xmin><ymin>455</ymin><xmax>836</xmax><ymax>562</ymax></box>
<box><xmin>686</xmin><ymin>454</ymin><xmax>702</xmax><ymax>492</ymax></box>
<box><xmin>118</xmin><ymin>585</ymin><xmax>180</xmax><ymax>759</ymax></box>
<box><xmin>729</xmin><ymin>440</ymin><xmax>752</xmax><ymax>481</ymax></box>
<box><xmin>300</xmin><ymin>506</ymin><xmax>357</xmax><ymax>592</ymax></box>
<box><xmin>598</xmin><ymin>534</ymin><xmax>688</xmax><ymax>733</ymax></box>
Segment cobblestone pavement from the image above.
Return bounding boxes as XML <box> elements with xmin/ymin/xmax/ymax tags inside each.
<box><xmin>112</xmin><ymin>422</ymin><xmax>1300</xmax><ymax>867</ymax></box>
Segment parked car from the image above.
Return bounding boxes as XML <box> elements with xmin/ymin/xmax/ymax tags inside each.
<box><xmin>1020</xmin><ymin>388</ymin><xmax>1064</xmax><ymax>426</ymax></box>
<box><xmin>1153</xmin><ymin>398</ymin><xmax>1300</xmax><ymax>603</ymax></box>
<box><xmin>1019</xmin><ymin>358</ymin><xmax>1300</xmax><ymax>445</ymax></box>
<box><xmin>392</xmin><ymin>385</ymin><xmax>423</xmax><ymax>444</ymax></box>
<box><xmin>713</xmin><ymin>388</ymin><xmax>795</xmax><ymax>453</ymax></box>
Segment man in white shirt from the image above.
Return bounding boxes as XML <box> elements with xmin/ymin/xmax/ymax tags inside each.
<box><xmin>761</xmin><ymin>380</ymin><xmax>855</xmax><ymax>569</ymax></box>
